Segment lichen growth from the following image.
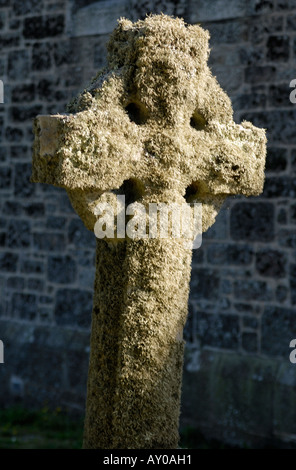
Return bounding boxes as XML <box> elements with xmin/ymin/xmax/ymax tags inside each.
<box><xmin>31</xmin><ymin>14</ymin><xmax>266</xmax><ymax>449</ymax></box>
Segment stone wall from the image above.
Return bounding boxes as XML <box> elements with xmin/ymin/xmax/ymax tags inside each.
<box><xmin>0</xmin><ymin>0</ymin><xmax>296</xmax><ymax>447</ymax></box>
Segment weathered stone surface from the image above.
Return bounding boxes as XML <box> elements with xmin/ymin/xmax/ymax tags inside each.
<box><xmin>31</xmin><ymin>14</ymin><xmax>266</xmax><ymax>450</ymax></box>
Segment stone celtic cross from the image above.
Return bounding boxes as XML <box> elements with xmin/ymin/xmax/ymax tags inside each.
<box><xmin>32</xmin><ymin>15</ymin><xmax>266</xmax><ymax>449</ymax></box>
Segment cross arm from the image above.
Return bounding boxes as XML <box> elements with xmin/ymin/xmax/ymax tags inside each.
<box><xmin>187</xmin><ymin>119</ymin><xmax>266</xmax><ymax>199</ymax></box>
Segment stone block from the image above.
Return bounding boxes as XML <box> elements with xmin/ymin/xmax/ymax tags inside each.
<box><xmin>255</xmin><ymin>249</ymin><xmax>287</xmax><ymax>278</ymax></box>
<box><xmin>7</xmin><ymin>276</ymin><xmax>25</xmax><ymax>290</ymax></box>
<box><xmin>234</xmin><ymin>279</ymin><xmax>273</xmax><ymax>301</ymax></box>
<box><xmin>33</xmin><ymin>233</ymin><xmax>65</xmax><ymax>252</ymax></box>
<box><xmin>233</xmin><ymin>92</ymin><xmax>266</xmax><ymax>111</ymax></box>
<box><xmin>7</xmin><ymin>50</ymin><xmax>30</xmax><ymax>80</ymax></box>
<box><xmin>196</xmin><ymin>312</ymin><xmax>239</xmax><ymax>349</ymax></box>
<box><xmin>243</xmin><ymin>316</ymin><xmax>258</xmax><ymax>329</ymax></box>
<box><xmin>0</xmin><ymin>34</ymin><xmax>19</xmax><ymax>48</ymax></box>
<box><xmin>262</xmin><ymin>306</ymin><xmax>296</xmax><ymax>356</ymax></box>
<box><xmin>53</xmin><ymin>40</ymin><xmax>76</xmax><ymax>66</ymax></box>
<box><xmin>5</xmin><ymin>127</ymin><xmax>24</xmax><ymax>142</ymax></box>
<box><xmin>0</xmin><ymin>166</ymin><xmax>11</xmax><ymax>189</ymax></box>
<box><xmin>20</xmin><ymin>258</ymin><xmax>44</xmax><ymax>274</ymax></box>
<box><xmin>269</xmin><ymin>84</ymin><xmax>294</xmax><ymax>107</ymax></box>
<box><xmin>14</xmin><ymin>163</ymin><xmax>35</xmax><ymax>198</ymax></box>
<box><xmin>11</xmin><ymin>292</ymin><xmax>37</xmax><ymax>320</ymax></box>
<box><xmin>287</xmin><ymin>14</ymin><xmax>296</xmax><ymax>30</ymax></box>
<box><xmin>276</xmin><ymin>285</ymin><xmax>288</xmax><ymax>302</ymax></box>
<box><xmin>12</xmin><ymin>0</ymin><xmax>43</xmax><ymax>16</ymax></box>
<box><xmin>245</xmin><ymin>66</ymin><xmax>276</xmax><ymax>83</ymax></box>
<box><xmin>7</xmin><ymin>219</ymin><xmax>31</xmax><ymax>248</ymax></box>
<box><xmin>47</xmin><ymin>255</ymin><xmax>77</xmax><ymax>283</ymax></box>
<box><xmin>278</xmin><ymin>229</ymin><xmax>296</xmax><ymax>248</ymax></box>
<box><xmin>54</xmin><ymin>288</ymin><xmax>92</xmax><ymax>327</ymax></box>
<box><xmin>10</xmin><ymin>105</ymin><xmax>43</xmax><ymax>123</ymax></box>
<box><xmin>46</xmin><ymin>216</ymin><xmax>66</xmax><ymax>229</ymax></box>
<box><xmin>263</xmin><ymin>177</ymin><xmax>296</xmax><ymax>198</ymax></box>
<box><xmin>23</xmin><ymin>15</ymin><xmax>65</xmax><ymax>39</ymax></box>
<box><xmin>266</xmin><ymin>35</ymin><xmax>289</xmax><ymax>61</ymax></box>
<box><xmin>27</xmin><ymin>278</ymin><xmax>44</xmax><ymax>292</ymax></box>
<box><xmin>230</xmin><ymin>202</ymin><xmax>274</xmax><ymax>242</ymax></box>
<box><xmin>32</xmin><ymin>43</ymin><xmax>52</xmax><ymax>71</ymax></box>
<box><xmin>276</xmin><ymin>207</ymin><xmax>286</xmax><ymax>224</ymax></box>
<box><xmin>11</xmin><ymin>84</ymin><xmax>35</xmax><ymax>103</ymax></box>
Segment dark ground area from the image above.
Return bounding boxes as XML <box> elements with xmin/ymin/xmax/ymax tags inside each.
<box><xmin>0</xmin><ymin>406</ymin><xmax>239</xmax><ymax>449</ymax></box>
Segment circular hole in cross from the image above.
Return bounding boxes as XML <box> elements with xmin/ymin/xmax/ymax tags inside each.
<box><xmin>116</xmin><ymin>178</ymin><xmax>145</xmax><ymax>206</ymax></box>
<box><xmin>190</xmin><ymin>111</ymin><xmax>207</xmax><ymax>131</ymax></box>
<box><xmin>184</xmin><ymin>181</ymin><xmax>209</xmax><ymax>202</ymax></box>
<box><xmin>184</xmin><ymin>182</ymin><xmax>200</xmax><ymax>202</ymax></box>
<box><xmin>125</xmin><ymin>102</ymin><xmax>147</xmax><ymax>125</ymax></box>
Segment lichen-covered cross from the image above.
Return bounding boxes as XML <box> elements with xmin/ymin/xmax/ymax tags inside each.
<box><xmin>32</xmin><ymin>15</ymin><xmax>266</xmax><ymax>449</ymax></box>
